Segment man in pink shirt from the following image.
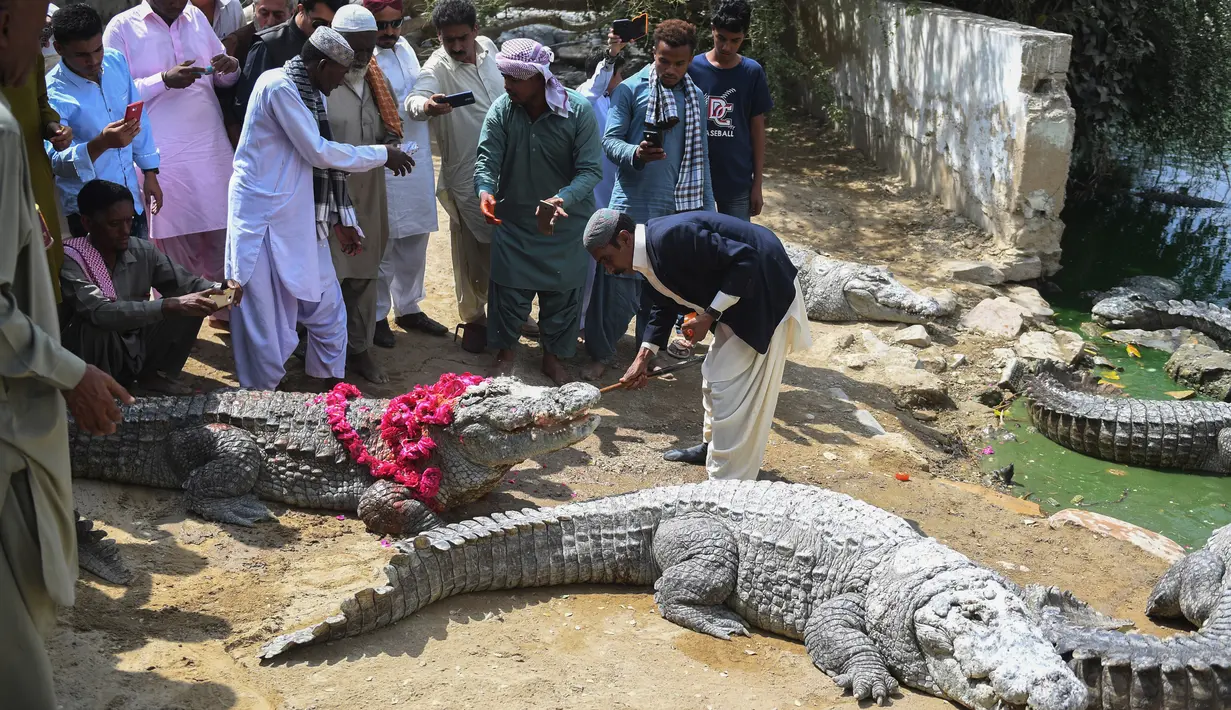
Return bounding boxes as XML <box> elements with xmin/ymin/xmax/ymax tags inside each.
<box><xmin>103</xmin><ymin>0</ymin><xmax>239</xmax><ymax>326</ymax></box>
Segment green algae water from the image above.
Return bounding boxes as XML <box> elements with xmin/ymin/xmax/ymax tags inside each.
<box><xmin>977</xmin><ymin>307</ymin><xmax>1231</xmax><ymax>549</ymax></box>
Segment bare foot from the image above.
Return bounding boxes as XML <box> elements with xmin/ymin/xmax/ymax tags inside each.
<box><xmin>541</xmin><ymin>353</ymin><xmax>570</xmax><ymax>385</ymax></box>
<box><xmin>136</xmin><ymin>372</ymin><xmax>192</xmax><ymax>396</ymax></box>
<box><xmin>581</xmin><ymin>361</ymin><xmax>605</xmax><ymax>381</ymax></box>
<box><xmin>348</xmin><ymin>350</ymin><xmax>389</xmax><ymax>384</ymax></box>
<box><xmin>493</xmin><ymin>349</ymin><xmax>515</xmax><ymax>377</ymax></box>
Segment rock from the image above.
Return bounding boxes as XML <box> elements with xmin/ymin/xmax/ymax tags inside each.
<box><xmin>1164</xmin><ymin>343</ymin><xmax>1231</xmax><ymax>400</ymax></box>
<box><xmin>977</xmin><ymin>388</ymin><xmax>1005</xmax><ymax>407</ymax></box>
<box><xmin>1053</xmin><ymin>330</ymin><xmax>1086</xmax><ymax>364</ymax></box>
<box><xmin>1088</xmin><ymin>275</ymin><xmax>1183</xmax><ymax>304</ymax></box>
<box><xmin>853</xmin><ymin>409</ymin><xmax>887</xmax><ymax>435</ymax></box>
<box><xmin>990</xmin><ymin>347</ymin><xmax>1016</xmax><ymax>366</ymax></box>
<box><xmin>912</xmin><ymin>410</ymin><xmax>938</xmax><ymax>422</ymax></box>
<box><xmin>1079</xmin><ymin>321</ymin><xmax>1105</xmax><ymax>340</ymax></box>
<box><xmin>1103</xmin><ymin>328</ymin><xmax>1219</xmax><ymax>354</ymax></box>
<box><xmin>960</xmin><ymin>298</ymin><xmax>1030</xmax><ymax>338</ymax></box>
<box><xmin>998</xmin><ymin>255</ymin><xmax>1043</xmax><ymax>282</ymax></box>
<box><xmin>949</xmin><ymin>353</ymin><xmax>969</xmax><ymax>369</ymax></box>
<box><xmin>893</xmin><ymin>325</ymin><xmax>932</xmax><ymax>348</ymax></box>
<box><xmin>1004</xmin><ymin>285</ymin><xmax>1054</xmax><ymax>322</ymax></box>
<box><xmin>1014</xmin><ymin>331</ymin><xmax>1065</xmax><ymax>363</ymax></box>
<box><xmin>1047</xmin><ymin>509</ymin><xmax>1185</xmax><ymax>562</ymax></box>
<box><xmin>942</xmin><ymin>260</ymin><xmax>1005</xmax><ymax>286</ymax></box>
<box><xmin>832</xmin><ymin>332</ymin><xmax>856</xmax><ymax>350</ymax></box>
<box><xmin>883</xmin><ymin>367</ymin><xmax>952</xmax><ymax>409</ymax></box>
<box><xmin>915</xmin><ymin>349</ymin><xmax>948</xmax><ymax>374</ymax></box>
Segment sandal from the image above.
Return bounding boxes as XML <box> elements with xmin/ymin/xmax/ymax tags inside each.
<box><xmin>454</xmin><ymin>322</ymin><xmax>487</xmax><ymax>354</ymax></box>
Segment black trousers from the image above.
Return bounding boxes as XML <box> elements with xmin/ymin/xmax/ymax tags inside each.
<box><xmin>60</xmin><ymin>314</ymin><xmax>203</xmax><ymax>385</ymax></box>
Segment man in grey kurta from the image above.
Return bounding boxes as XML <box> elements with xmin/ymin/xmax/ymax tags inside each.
<box><xmin>60</xmin><ymin>179</ymin><xmax>237</xmax><ymax>395</ymax></box>
<box><xmin>0</xmin><ymin>6</ymin><xmax>133</xmax><ymax>705</ymax></box>
<box><xmin>474</xmin><ymin>39</ymin><xmax>602</xmax><ymax>385</ymax></box>
<box><xmin>328</xmin><ymin>10</ymin><xmax>395</xmax><ymax>384</ymax></box>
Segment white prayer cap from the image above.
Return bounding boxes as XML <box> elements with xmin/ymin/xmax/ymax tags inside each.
<box><xmin>47</xmin><ymin>3</ymin><xmax>59</xmax><ymax>16</ymax></box>
<box><xmin>332</xmin><ymin>4</ymin><xmax>377</xmax><ymax>32</ymax></box>
<box><xmin>309</xmin><ymin>26</ymin><xmax>355</xmax><ymax>66</ymax></box>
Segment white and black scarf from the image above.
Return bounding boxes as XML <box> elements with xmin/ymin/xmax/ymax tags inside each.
<box><xmin>285</xmin><ymin>55</ymin><xmax>358</xmax><ymax>235</ymax></box>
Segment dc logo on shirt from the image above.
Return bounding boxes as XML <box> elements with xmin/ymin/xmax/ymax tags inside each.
<box><xmin>707</xmin><ymin>89</ymin><xmax>736</xmax><ymax>129</ymax></box>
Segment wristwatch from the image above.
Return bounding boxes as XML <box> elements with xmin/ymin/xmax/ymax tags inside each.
<box><xmin>704</xmin><ymin>306</ymin><xmax>722</xmax><ymax>321</ymax></box>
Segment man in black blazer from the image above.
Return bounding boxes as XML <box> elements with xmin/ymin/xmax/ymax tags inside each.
<box><xmin>583</xmin><ymin>208</ymin><xmax>812</xmax><ymax>480</ymax></box>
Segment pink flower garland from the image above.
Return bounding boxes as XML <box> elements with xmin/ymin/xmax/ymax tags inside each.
<box><xmin>319</xmin><ymin>373</ymin><xmax>487</xmax><ymax>509</ymax></box>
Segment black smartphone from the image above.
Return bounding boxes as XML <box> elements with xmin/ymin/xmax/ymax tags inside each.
<box><xmin>642</xmin><ymin>128</ymin><xmax>662</xmax><ymax>149</ymax></box>
<box><xmin>612</xmin><ymin>13</ymin><xmax>648</xmax><ymax>42</ymax></box>
<box><xmin>443</xmin><ymin>91</ymin><xmax>476</xmax><ymax>108</ymax></box>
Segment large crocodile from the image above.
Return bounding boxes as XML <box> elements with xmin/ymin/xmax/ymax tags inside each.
<box><xmin>1147</xmin><ymin>523</ymin><xmax>1231</xmax><ymax>631</ymax></box>
<box><xmin>784</xmin><ymin>244</ymin><xmax>954</xmax><ymax>324</ymax></box>
<box><xmin>1022</xmin><ymin>370</ymin><xmax>1231</xmax><ymax>473</ymax></box>
<box><xmin>257</xmin><ymin>480</ymin><xmax>1092</xmax><ymax>710</ymax></box>
<box><xmin>1093</xmin><ymin>296</ymin><xmax>1231</xmax><ymax>350</ymax></box>
<box><xmin>70</xmin><ymin>377</ymin><xmax>601</xmax><ymax>536</ymax></box>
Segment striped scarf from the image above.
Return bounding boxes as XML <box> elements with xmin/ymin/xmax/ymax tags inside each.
<box><xmin>284</xmin><ymin>55</ymin><xmax>358</xmax><ymax>236</ymax></box>
<box><xmin>63</xmin><ymin>237</ymin><xmax>116</xmax><ymax>301</ymax></box>
<box><xmin>645</xmin><ymin>66</ymin><xmax>705</xmax><ymax>212</ymax></box>
<box><xmin>365</xmin><ymin>58</ymin><xmax>403</xmax><ymax>139</ymax></box>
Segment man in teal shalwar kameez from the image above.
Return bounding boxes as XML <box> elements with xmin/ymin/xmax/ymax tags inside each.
<box><xmin>475</xmin><ymin>38</ymin><xmax>602</xmax><ymax>384</ymax></box>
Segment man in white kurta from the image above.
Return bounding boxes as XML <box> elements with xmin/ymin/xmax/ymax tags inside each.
<box><xmin>225</xmin><ymin>28</ymin><xmax>407</xmax><ymax>390</ymax></box>
<box><xmin>405</xmin><ymin>0</ymin><xmax>509</xmax><ymax>350</ymax></box>
<box><xmin>583</xmin><ymin>209</ymin><xmax>811</xmax><ymax>481</ymax></box>
<box><xmin>368</xmin><ymin>0</ymin><xmax>445</xmax><ymax>345</ymax></box>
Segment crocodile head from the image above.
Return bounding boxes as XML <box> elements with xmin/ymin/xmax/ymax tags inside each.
<box><xmin>448</xmin><ymin>377</ymin><xmax>602</xmax><ymax>467</ymax></box>
<box><xmin>841</xmin><ymin>265</ymin><xmax>952</xmax><ymax>324</ymax></box>
<box><xmin>869</xmin><ymin>540</ymin><xmax>1086</xmax><ymax>710</ymax></box>
<box><xmin>1091</xmin><ymin>294</ymin><xmax>1163</xmax><ymax>329</ymax></box>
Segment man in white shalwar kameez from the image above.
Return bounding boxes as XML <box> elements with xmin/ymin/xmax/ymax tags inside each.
<box><xmin>366</xmin><ymin>0</ymin><xmax>446</xmax><ymax>347</ymax></box>
<box><xmin>224</xmin><ymin>27</ymin><xmax>413</xmax><ymax>390</ymax></box>
<box><xmin>584</xmin><ymin>209</ymin><xmax>811</xmax><ymax>480</ymax></box>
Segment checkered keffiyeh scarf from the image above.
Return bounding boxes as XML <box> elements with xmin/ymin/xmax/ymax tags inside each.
<box><xmin>285</xmin><ymin>55</ymin><xmax>359</xmax><ymax>235</ymax></box>
<box><xmin>495</xmin><ymin>38</ymin><xmax>570</xmax><ymax>118</ymax></box>
<box><xmin>646</xmin><ymin>66</ymin><xmax>705</xmax><ymax>212</ymax></box>
<box><xmin>63</xmin><ymin>237</ymin><xmax>116</xmax><ymax>301</ymax></box>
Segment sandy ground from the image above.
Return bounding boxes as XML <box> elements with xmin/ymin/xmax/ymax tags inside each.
<box><xmin>51</xmin><ymin>112</ymin><xmax>1184</xmax><ymax>710</ymax></box>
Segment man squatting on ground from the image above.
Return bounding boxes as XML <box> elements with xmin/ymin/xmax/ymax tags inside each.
<box><xmin>225</xmin><ymin>27</ymin><xmax>413</xmax><ymax>390</ymax></box>
<box><xmin>60</xmin><ymin>179</ymin><xmax>243</xmax><ymax>396</ymax></box>
<box><xmin>474</xmin><ymin>38</ymin><xmax>602</xmax><ymax>385</ymax></box>
<box><xmin>584</xmin><ymin>208</ymin><xmax>812</xmax><ymax>479</ymax></box>
<box><xmin>0</xmin><ymin>1</ymin><xmax>134</xmax><ymax>706</ymax></box>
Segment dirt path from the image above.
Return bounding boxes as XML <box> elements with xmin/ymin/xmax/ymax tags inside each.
<box><xmin>51</xmin><ymin>112</ymin><xmax>1181</xmax><ymax>710</ymax></box>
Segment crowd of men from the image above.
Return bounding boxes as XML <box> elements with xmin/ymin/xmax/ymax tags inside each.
<box><xmin>1</xmin><ymin>0</ymin><xmax>813</xmax><ymax>704</ymax></box>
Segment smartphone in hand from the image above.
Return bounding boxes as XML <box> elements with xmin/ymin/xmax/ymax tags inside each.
<box><xmin>612</xmin><ymin>13</ymin><xmax>648</xmax><ymax>42</ymax></box>
<box><xmin>124</xmin><ymin>101</ymin><xmax>144</xmax><ymax>123</ymax></box>
<box><xmin>642</xmin><ymin>128</ymin><xmax>662</xmax><ymax>149</ymax></box>
<box><xmin>209</xmin><ymin>287</ymin><xmax>236</xmax><ymax>308</ymax></box>
<box><xmin>443</xmin><ymin>91</ymin><xmax>475</xmax><ymax>108</ymax></box>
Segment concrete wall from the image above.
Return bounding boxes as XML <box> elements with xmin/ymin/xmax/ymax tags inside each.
<box><xmin>787</xmin><ymin>0</ymin><xmax>1075</xmax><ymax>276</ymax></box>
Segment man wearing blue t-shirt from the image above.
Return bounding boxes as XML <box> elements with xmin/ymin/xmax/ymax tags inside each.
<box><xmin>688</xmin><ymin>0</ymin><xmax>772</xmax><ymax>220</ymax></box>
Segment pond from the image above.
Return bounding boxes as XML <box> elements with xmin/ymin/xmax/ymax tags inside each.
<box><xmin>978</xmin><ymin>160</ymin><xmax>1231</xmax><ymax>549</ymax></box>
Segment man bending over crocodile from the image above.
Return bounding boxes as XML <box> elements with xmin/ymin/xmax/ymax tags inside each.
<box><xmin>584</xmin><ymin>208</ymin><xmax>811</xmax><ymax>479</ymax></box>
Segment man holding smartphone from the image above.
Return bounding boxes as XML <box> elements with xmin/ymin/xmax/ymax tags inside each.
<box><xmin>406</xmin><ymin>0</ymin><xmax>514</xmax><ymax>353</ymax></box>
<box><xmin>46</xmin><ymin>4</ymin><xmax>162</xmax><ymax>242</ymax></box>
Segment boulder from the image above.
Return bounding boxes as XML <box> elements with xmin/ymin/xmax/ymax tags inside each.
<box><xmin>1103</xmin><ymin>328</ymin><xmax>1219</xmax><ymax>354</ymax></box>
<box><xmin>942</xmin><ymin>260</ymin><xmax>1005</xmax><ymax>286</ymax></box>
<box><xmin>1164</xmin><ymin>343</ymin><xmax>1231</xmax><ymax>400</ymax></box>
<box><xmin>998</xmin><ymin>255</ymin><xmax>1043</xmax><ymax>282</ymax></box>
<box><xmin>915</xmin><ymin>349</ymin><xmax>948</xmax><ymax>374</ymax></box>
<box><xmin>883</xmin><ymin>367</ymin><xmax>952</xmax><ymax>410</ymax></box>
<box><xmin>1054</xmin><ymin>330</ymin><xmax>1086</xmax><ymax>364</ymax></box>
<box><xmin>1004</xmin><ymin>285</ymin><xmax>1055</xmax><ymax>322</ymax></box>
<box><xmin>959</xmin><ymin>298</ymin><xmax>1030</xmax><ymax>338</ymax></box>
<box><xmin>893</xmin><ymin>324</ymin><xmax>932</xmax><ymax>348</ymax></box>
<box><xmin>1047</xmin><ymin>509</ymin><xmax>1185</xmax><ymax>562</ymax></box>
<box><xmin>1087</xmin><ymin>275</ymin><xmax>1183</xmax><ymax>304</ymax></box>
<box><xmin>1014</xmin><ymin>331</ymin><xmax>1065</xmax><ymax>363</ymax></box>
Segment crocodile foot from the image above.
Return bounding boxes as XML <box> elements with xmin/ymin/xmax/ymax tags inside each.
<box><xmin>357</xmin><ymin>479</ymin><xmax>444</xmax><ymax>536</ymax></box>
<box><xmin>76</xmin><ymin>517</ymin><xmax>131</xmax><ymax>585</ymax></box>
<box><xmin>833</xmin><ymin>662</ymin><xmax>899</xmax><ymax>706</ymax></box>
<box><xmin>187</xmin><ymin>493</ymin><xmax>274</xmax><ymax>527</ymax></box>
<box><xmin>657</xmin><ymin>602</ymin><xmax>751</xmax><ymax>640</ymax></box>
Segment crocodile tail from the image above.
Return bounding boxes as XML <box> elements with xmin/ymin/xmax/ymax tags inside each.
<box><xmin>1041</xmin><ymin>584</ymin><xmax>1231</xmax><ymax>710</ymax></box>
<box><xmin>257</xmin><ymin>495</ymin><xmax>663</xmax><ymax>660</ymax></box>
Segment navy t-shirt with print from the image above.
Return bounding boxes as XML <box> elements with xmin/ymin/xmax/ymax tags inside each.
<box><xmin>687</xmin><ymin>54</ymin><xmax>773</xmax><ymax>202</ymax></box>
